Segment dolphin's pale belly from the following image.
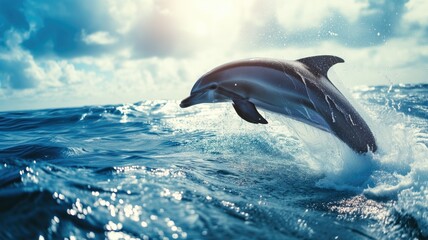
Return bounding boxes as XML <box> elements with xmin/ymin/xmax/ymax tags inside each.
<box><xmin>251</xmin><ymin>98</ymin><xmax>333</xmax><ymax>132</ymax></box>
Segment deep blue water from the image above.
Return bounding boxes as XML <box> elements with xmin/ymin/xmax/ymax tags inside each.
<box><xmin>0</xmin><ymin>84</ymin><xmax>427</xmax><ymax>239</ymax></box>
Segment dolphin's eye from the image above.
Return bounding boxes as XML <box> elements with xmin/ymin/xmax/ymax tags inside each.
<box><xmin>209</xmin><ymin>84</ymin><xmax>218</xmax><ymax>90</ymax></box>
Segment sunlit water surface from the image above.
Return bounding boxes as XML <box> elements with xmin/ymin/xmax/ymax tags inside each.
<box><xmin>0</xmin><ymin>84</ymin><xmax>427</xmax><ymax>239</ymax></box>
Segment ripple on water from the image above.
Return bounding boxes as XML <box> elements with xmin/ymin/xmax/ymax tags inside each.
<box><xmin>0</xmin><ymin>85</ymin><xmax>427</xmax><ymax>239</ymax></box>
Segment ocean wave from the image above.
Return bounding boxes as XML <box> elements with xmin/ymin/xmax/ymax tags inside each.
<box><xmin>0</xmin><ymin>84</ymin><xmax>427</xmax><ymax>239</ymax></box>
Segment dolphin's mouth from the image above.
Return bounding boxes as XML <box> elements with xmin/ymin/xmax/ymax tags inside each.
<box><xmin>180</xmin><ymin>87</ymin><xmax>243</xmax><ymax>108</ymax></box>
<box><xmin>180</xmin><ymin>92</ymin><xmax>204</xmax><ymax>108</ymax></box>
<box><xmin>179</xmin><ymin>96</ymin><xmax>194</xmax><ymax>108</ymax></box>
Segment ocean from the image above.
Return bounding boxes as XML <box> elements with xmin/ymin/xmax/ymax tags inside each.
<box><xmin>0</xmin><ymin>84</ymin><xmax>427</xmax><ymax>239</ymax></box>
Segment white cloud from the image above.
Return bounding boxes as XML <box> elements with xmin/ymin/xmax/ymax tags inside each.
<box><xmin>107</xmin><ymin>0</ymin><xmax>154</xmax><ymax>34</ymax></box>
<box><xmin>403</xmin><ymin>0</ymin><xmax>428</xmax><ymax>26</ymax></box>
<box><xmin>0</xmin><ymin>0</ymin><xmax>426</xmax><ymax>111</ymax></box>
<box><xmin>274</xmin><ymin>0</ymin><xmax>367</xmax><ymax>31</ymax></box>
<box><xmin>0</xmin><ymin>30</ymin><xmax>42</xmax><ymax>89</ymax></box>
<box><xmin>82</xmin><ymin>31</ymin><xmax>117</xmax><ymax>45</ymax></box>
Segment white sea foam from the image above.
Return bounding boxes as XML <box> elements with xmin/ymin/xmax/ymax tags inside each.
<box><xmin>145</xmin><ymin>95</ymin><xmax>428</xmax><ymax>236</ymax></box>
<box><xmin>161</xmin><ymin>97</ymin><xmax>427</xmax><ymax>194</ymax></box>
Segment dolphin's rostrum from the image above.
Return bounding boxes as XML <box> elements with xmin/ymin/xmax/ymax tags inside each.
<box><xmin>180</xmin><ymin>55</ymin><xmax>377</xmax><ymax>153</ymax></box>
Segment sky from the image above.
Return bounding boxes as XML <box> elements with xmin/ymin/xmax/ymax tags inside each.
<box><xmin>0</xmin><ymin>0</ymin><xmax>427</xmax><ymax>111</ymax></box>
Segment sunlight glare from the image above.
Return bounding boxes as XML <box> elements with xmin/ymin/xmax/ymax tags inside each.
<box><xmin>172</xmin><ymin>1</ymin><xmax>239</xmax><ymax>48</ymax></box>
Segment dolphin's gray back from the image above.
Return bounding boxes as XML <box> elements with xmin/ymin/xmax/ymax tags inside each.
<box><xmin>207</xmin><ymin>56</ymin><xmax>377</xmax><ymax>153</ymax></box>
<box><xmin>205</xmin><ymin>58</ymin><xmax>337</xmax><ymax>130</ymax></box>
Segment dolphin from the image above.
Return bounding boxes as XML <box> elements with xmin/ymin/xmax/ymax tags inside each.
<box><xmin>180</xmin><ymin>55</ymin><xmax>377</xmax><ymax>153</ymax></box>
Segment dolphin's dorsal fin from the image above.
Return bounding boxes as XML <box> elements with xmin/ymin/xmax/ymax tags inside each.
<box><xmin>232</xmin><ymin>99</ymin><xmax>268</xmax><ymax>124</ymax></box>
<box><xmin>297</xmin><ymin>55</ymin><xmax>344</xmax><ymax>78</ymax></box>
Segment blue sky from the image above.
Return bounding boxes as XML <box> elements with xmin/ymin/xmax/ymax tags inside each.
<box><xmin>0</xmin><ymin>0</ymin><xmax>427</xmax><ymax>111</ymax></box>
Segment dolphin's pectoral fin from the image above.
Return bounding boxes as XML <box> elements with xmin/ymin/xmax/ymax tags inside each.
<box><xmin>232</xmin><ymin>99</ymin><xmax>268</xmax><ymax>124</ymax></box>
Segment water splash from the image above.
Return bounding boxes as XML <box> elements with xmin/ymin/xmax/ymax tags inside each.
<box><xmin>0</xmin><ymin>84</ymin><xmax>427</xmax><ymax>239</ymax></box>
